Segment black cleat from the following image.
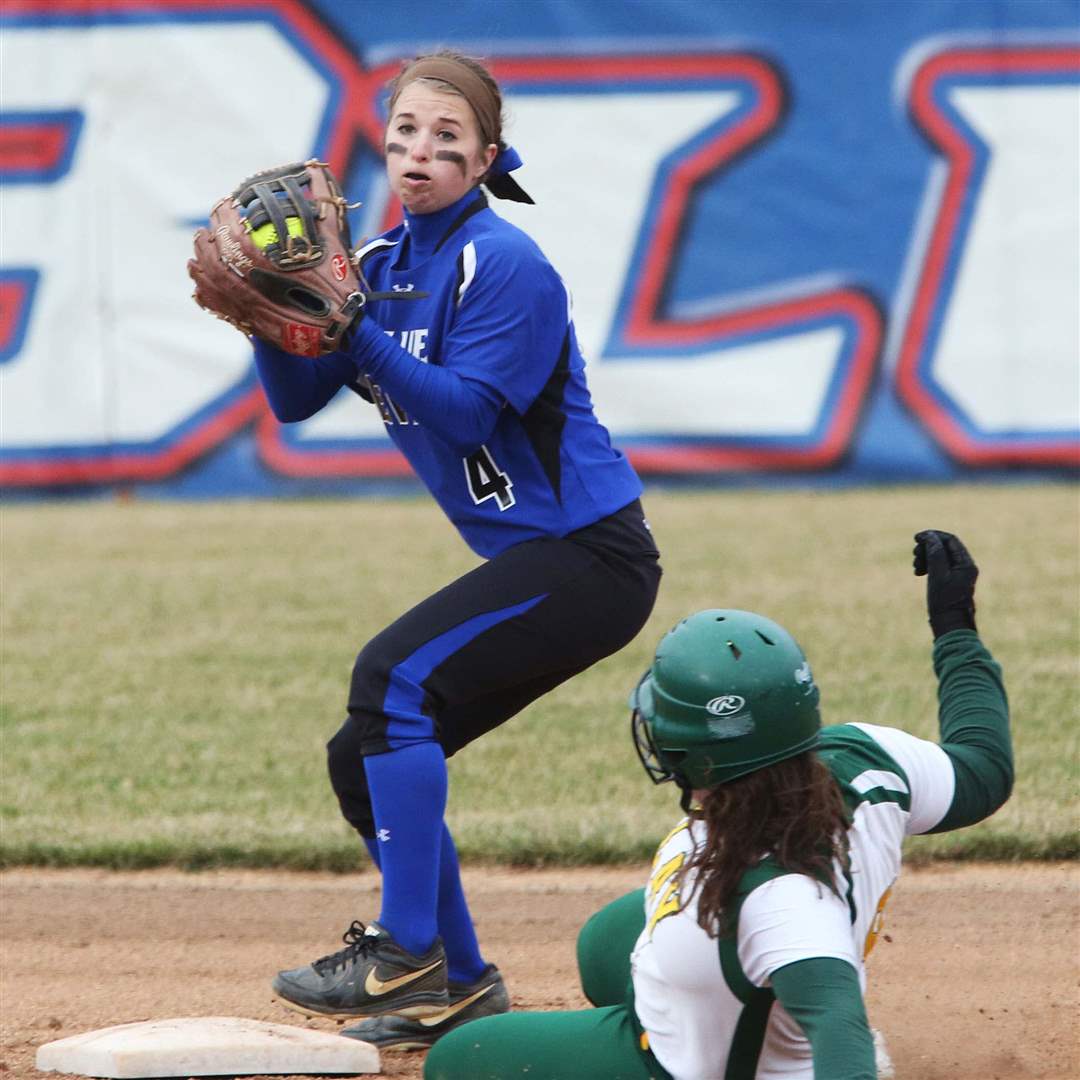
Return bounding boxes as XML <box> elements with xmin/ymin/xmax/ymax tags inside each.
<box><xmin>339</xmin><ymin>964</ymin><xmax>510</xmax><ymax>1050</ymax></box>
<box><xmin>272</xmin><ymin>921</ymin><xmax>448</xmax><ymax>1020</ymax></box>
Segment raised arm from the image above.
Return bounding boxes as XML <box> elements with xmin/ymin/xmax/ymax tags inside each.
<box><xmin>913</xmin><ymin>530</ymin><xmax>1014</xmax><ymax>832</ymax></box>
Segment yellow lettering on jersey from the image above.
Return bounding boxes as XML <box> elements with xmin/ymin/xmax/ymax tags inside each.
<box><xmin>651</xmin><ymin>820</ymin><xmax>690</xmax><ymax>870</ymax></box>
<box><xmin>648</xmin><ymin>852</ymin><xmax>684</xmax><ymax>900</ymax></box>
<box><xmin>647</xmin><ymin>872</ymin><xmax>683</xmax><ymax>938</ymax></box>
<box><xmin>863</xmin><ymin>884</ymin><xmax>894</xmax><ymax>959</ymax></box>
<box><xmin>644</xmin><ymin>821</ymin><xmax>691</xmax><ymax>937</ymax></box>
<box><xmin>646</xmin><ymin>852</ymin><xmax>685</xmax><ymax>937</ymax></box>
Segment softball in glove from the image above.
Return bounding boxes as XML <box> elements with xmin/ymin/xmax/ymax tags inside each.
<box><xmin>188</xmin><ymin>160</ymin><xmax>364</xmax><ymax>357</ymax></box>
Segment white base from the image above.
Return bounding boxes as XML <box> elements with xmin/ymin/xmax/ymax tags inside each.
<box><xmin>35</xmin><ymin>1016</ymin><xmax>380</xmax><ymax>1077</ymax></box>
<box><xmin>873</xmin><ymin>1027</ymin><xmax>896</xmax><ymax>1079</ymax></box>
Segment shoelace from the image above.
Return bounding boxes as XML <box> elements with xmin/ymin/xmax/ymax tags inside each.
<box><xmin>312</xmin><ymin>920</ymin><xmax>376</xmax><ymax>974</ymax></box>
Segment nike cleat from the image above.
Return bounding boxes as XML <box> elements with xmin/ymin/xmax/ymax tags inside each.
<box><xmin>272</xmin><ymin>920</ymin><xmax>448</xmax><ymax>1020</ymax></box>
<box><xmin>339</xmin><ymin>964</ymin><xmax>510</xmax><ymax>1050</ymax></box>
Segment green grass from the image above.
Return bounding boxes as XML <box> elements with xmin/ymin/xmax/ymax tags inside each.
<box><xmin>2</xmin><ymin>484</ymin><xmax>1077</xmax><ymax>868</ymax></box>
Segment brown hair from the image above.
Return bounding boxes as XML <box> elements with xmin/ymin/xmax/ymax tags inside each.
<box><xmin>682</xmin><ymin>751</ymin><xmax>851</xmax><ymax>937</ymax></box>
<box><xmin>386</xmin><ymin>50</ymin><xmax>505</xmax><ymax>151</ymax></box>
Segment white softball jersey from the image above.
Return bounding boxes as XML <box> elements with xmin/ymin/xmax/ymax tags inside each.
<box><xmin>630</xmin><ymin>721</ymin><xmax>956</xmax><ymax>1080</ymax></box>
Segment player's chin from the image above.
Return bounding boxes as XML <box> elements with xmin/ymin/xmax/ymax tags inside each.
<box><xmin>398</xmin><ymin>186</ymin><xmax>431</xmax><ymax>212</ymax></box>
<box><xmin>400</xmin><ymin>187</ymin><xmax>455</xmax><ymax>216</ymax></box>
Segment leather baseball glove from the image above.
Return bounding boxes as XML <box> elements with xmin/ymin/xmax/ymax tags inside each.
<box><xmin>188</xmin><ymin>160</ymin><xmax>365</xmax><ymax>357</ymax></box>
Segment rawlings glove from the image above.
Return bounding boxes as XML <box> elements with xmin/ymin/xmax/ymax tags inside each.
<box><xmin>913</xmin><ymin>529</ymin><xmax>978</xmax><ymax>638</ymax></box>
<box><xmin>188</xmin><ymin>160</ymin><xmax>365</xmax><ymax>357</ymax></box>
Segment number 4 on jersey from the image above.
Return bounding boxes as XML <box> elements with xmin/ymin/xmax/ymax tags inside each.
<box><xmin>464</xmin><ymin>446</ymin><xmax>515</xmax><ymax>510</ymax></box>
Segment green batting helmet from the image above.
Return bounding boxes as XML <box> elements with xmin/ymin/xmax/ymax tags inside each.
<box><xmin>630</xmin><ymin>609</ymin><xmax>821</xmax><ymax>790</ymax></box>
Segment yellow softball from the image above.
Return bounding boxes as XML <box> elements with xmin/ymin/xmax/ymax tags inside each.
<box><xmin>248</xmin><ymin>216</ymin><xmax>304</xmax><ymax>250</ymax></box>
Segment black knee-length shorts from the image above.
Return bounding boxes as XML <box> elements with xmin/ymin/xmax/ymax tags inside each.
<box><xmin>327</xmin><ymin>499</ymin><xmax>661</xmax><ymax>836</ymax></box>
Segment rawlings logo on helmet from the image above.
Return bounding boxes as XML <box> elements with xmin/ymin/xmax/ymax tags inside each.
<box><xmin>705</xmin><ymin>695</ymin><xmax>746</xmax><ymax>716</ymax></box>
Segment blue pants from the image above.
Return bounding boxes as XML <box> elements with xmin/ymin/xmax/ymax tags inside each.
<box><xmin>326</xmin><ymin>500</ymin><xmax>660</xmax><ymax>835</ymax></box>
<box><xmin>322</xmin><ymin>501</ymin><xmax>659</xmax><ymax>969</ymax></box>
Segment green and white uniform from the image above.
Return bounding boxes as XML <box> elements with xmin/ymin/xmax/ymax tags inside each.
<box><xmin>425</xmin><ymin>630</ymin><xmax>1012</xmax><ymax>1080</ymax></box>
<box><xmin>633</xmin><ymin>722</ymin><xmax>950</xmax><ymax>1079</ymax></box>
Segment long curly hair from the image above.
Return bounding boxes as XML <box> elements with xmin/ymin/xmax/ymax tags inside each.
<box><xmin>682</xmin><ymin>750</ymin><xmax>851</xmax><ymax>936</ymax></box>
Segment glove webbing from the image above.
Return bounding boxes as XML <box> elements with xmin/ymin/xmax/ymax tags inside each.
<box><xmin>253</xmin><ymin>177</ymin><xmax>319</xmax><ymax>265</ymax></box>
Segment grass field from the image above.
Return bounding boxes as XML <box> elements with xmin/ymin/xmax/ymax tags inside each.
<box><xmin>2</xmin><ymin>484</ymin><xmax>1077</xmax><ymax>868</ymax></box>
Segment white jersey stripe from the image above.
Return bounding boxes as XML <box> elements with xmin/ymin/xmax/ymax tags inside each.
<box><xmin>851</xmin><ymin>769</ymin><xmax>908</xmax><ymax>796</ymax></box>
<box><xmin>457</xmin><ymin>241</ymin><xmax>477</xmax><ymax>304</ymax></box>
<box><xmin>850</xmin><ymin>722</ymin><xmax>955</xmax><ymax>834</ymax></box>
<box><xmin>355</xmin><ymin>236</ymin><xmax>396</xmax><ymax>262</ymax></box>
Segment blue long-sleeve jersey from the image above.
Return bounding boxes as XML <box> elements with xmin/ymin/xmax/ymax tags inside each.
<box><xmin>254</xmin><ymin>189</ymin><xmax>642</xmax><ymax>558</ymax></box>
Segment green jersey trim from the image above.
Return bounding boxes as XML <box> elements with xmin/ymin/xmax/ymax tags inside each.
<box><xmin>718</xmin><ymin>861</ymin><xmax>791</xmax><ymax>1003</ymax></box>
<box><xmin>716</xmin><ymin>857</ymin><xmax>846</xmax><ymax>1078</ymax></box>
<box><xmin>818</xmin><ymin>724</ymin><xmax>912</xmax><ymax>813</ymax></box>
<box><xmin>717</xmin><ymin>861</ymin><xmax>787</xmax><ymax>1079</ymax></box>
<box><xmin>720</xmin><ymin>976</ymin><xmax>776</xmax><ymax>1080</ymax></box>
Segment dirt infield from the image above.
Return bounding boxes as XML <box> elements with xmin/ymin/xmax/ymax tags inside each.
<box><xmin>2</xmin><ymin>863</ymin><xmax>1077</xmax><ymax>1080</ymax></box>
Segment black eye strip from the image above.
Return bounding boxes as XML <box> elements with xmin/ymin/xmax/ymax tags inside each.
<box><xmin>435</xmin><ymin>149</ymin><xmax>467</xmax><ymax>174</ymax></box>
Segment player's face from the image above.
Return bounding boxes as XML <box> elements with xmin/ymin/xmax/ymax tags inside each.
<box><xmin>385</xmin><ymin>85</ymin><xmax>497</xmax><ymax>215</ymax></box>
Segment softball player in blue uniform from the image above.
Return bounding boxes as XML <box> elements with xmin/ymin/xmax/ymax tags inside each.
<box><xmin>254</xmin><ymin>52</ymin><xmax>662</xmax><ymax>1046</ymax></box>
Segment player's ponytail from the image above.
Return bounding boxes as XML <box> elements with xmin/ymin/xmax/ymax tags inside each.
<box><xmin>682</xmin><ymin>751</ymin><xmax>850</xmax><ymax>937</ymax></box>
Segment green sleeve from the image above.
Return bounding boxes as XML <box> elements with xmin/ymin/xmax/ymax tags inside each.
<box><xmin>771</xmin><ymin>957</ymin><xmax>876</xmax><ymax>1080</ymax></box>
<box><xmin>927</xmin><ymin>629</ymin><xmax>1013</xmax><ymax>833</ymax></box>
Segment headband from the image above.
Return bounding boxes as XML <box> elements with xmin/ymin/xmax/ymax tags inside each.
<box><xmin>392</xmin><ymin>57</ymin><xmax>534</xmax><ymax>204</ymax></box>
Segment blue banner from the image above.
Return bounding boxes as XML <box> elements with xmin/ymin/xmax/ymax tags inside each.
<box><xmin>1</xmin><ymin>0</ymin><xmax>1077</xmax><ymax>494</ymax></box>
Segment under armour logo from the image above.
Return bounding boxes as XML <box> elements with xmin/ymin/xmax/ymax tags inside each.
<box><xmin>376</xmin><ymin>828</ymin><xmax>391</xmax><ymax>842</ymax></box>
<box><xmin>391</xmin><ymin>283</ymin><xmax>415</xmax><ymax>293</ymax></box>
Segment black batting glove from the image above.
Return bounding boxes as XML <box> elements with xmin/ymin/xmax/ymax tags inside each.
<box><xmin>913</xmin><ymin>530</ymin><xmax>978</xmax><ymax>638</ymax></box>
